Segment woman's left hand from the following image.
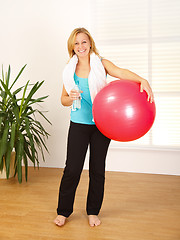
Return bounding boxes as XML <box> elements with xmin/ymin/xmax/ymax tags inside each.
<box><xmin>140</xmin><ymin>79</ymin><xmax>154</xmax><ymax>103</ymax></box>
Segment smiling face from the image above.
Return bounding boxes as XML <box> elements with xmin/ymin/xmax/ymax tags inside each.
<box><xmin>73</xmin><ymin>33</ymin><xmax>91</xmax><ymax>58</ymax></box>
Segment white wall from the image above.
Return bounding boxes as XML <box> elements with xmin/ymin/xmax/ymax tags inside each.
<box><xmin>0</xmin><ymin>0</ymin><xmax>180</xmax><ymax>175</ymax></box>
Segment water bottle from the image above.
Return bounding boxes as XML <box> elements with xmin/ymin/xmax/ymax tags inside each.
<box><xmin>72</xmin><ymin>84</ymin><xmax>81</xmax><ymax>111</ymax></box>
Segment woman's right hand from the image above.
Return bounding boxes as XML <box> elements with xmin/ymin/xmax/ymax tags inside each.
<box><xmin>61</xmin><ymin>85</ymin><xmax>83</xmax><ymax>107</ymax></box>
<box><xmin>69</xmin><ymin>89</ymin><xmax>83</xmax><ymax>101</ymax></box>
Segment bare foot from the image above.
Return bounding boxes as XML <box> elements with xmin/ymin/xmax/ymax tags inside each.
<box><xmin>54</xmin><ymin>215</ymin><xmax>66</xmax><ymax>227</ymax></box>
<box><xmin>88</xmin><ymin>215</ymin><xmax>101</xmax><ymax>227</ymax></box>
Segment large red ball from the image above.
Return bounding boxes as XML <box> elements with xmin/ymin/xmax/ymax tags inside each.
<box><xmin>92</xmin><ymin>80</ymin><xmax>156</xmax><ymax>142</ymax></box>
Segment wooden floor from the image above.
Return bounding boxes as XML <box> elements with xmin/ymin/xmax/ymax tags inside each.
<box><xmin>0</xmin><ymin>167</ymin><xmax>180</xmax><ymax>240</ymax></box>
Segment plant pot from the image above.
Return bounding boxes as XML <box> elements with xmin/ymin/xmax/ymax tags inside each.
<box><xmin>0</xmin><ymin>152</ymin><xmax>15</xmax><ymax>179</ymax></box>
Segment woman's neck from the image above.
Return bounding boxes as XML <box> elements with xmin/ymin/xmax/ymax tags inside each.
<box><xmin>76</xmin><ymin>54</ymin><xmax>91</xmax><ymax>78</ymax></box>
<box><xmin>77</xmin><ymin>54</ymin><xmax>90</xmax><ymax>66</ymax></box>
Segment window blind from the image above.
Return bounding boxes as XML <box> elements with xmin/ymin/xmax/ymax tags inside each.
<box><xmin>90</xmin><ymin>0</ymin><xmax>180</xmax><ymax>149</ymax></box>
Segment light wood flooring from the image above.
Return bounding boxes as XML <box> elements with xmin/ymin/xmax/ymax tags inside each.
<box><xmin>0</xmin><ymin>167</ymin><xmax>180</xmax><ymax>240</ymax></box>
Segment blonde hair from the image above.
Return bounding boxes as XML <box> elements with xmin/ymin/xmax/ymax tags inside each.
<box><xmin>67</xmin><ymin>27</ymin><xmax>99</xmax><ymax>58</ymax></box>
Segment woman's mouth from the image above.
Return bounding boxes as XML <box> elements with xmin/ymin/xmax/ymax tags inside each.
<box><xmin>78</xmin><ymin>49</ymin><xmax>86</xmax><ymax>53</ymax></box>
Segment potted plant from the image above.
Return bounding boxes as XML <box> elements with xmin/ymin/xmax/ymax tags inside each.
<box><xmin>0</xmin><ymin>65</ymin><xmax>51</xmax><ymax>183</ymax></box>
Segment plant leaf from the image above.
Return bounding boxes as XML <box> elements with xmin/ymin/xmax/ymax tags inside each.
<box><xmin>27</xmin><ymin>96</ymin><xmax>48</xmax><ymax>107</ymax></box>
<box><xmin>37</xmin><ymin>110</ymin><xmax>52</xmax><ymax>125</ymax></box>
<box><xmin>5</xmin><ymin>144</ymin><xmax>11</xmax><ymax>179</ymax></box>
<box><xmin>19</xmin><ymin>80</ymin><xmax>30</xmax><ymax>118</ymax></box>
<box><xmin>33</xmin><ymin>129</ymin><xmax>49</xmax><ymax>153</ymax></box>
<box><xmin>6</xmin><ymin>65</ymin><xmax>11</xmax><ymax>88</ymax></box>
<box><xmin>10</xmin><ymin>122</ymin><xmax>16</xmax><ymax>150</ymax></box>
<box><xmin>13</xmin><ymin>86</ymin><xmax>24</xmax><ymax>95</ymax></box>
<box><xmin>13</xmin><ymin>104</ymin><xmax>20</xmax><ymax>125</ymax></box>
<box><xmin>0</xmin><ymin>149</ymin><xmax>4</xmax><ymax>171</ymax></box>
<box><xmin>23</xmin><ymin>152</ymin><xmax>28</xmax><ymax>181</ymax></box>
<box><xmin>24</xmin><ymin>140</ymin><xmax>33</xmax><ymax>162</ymax></box>
<box><xmin>1</xmin><ymin>65</ymin><xmax>4</xmax><ymax>82</ymax></box>
<box><xmin>0</xmin><ymin>80</ymin><xmax>17</xmax><ymax>105</ymax></box>
<box><xmin>15</xmin><ymin>132</ymin><xmax>24</xmax><ymax>183</ymax></box>
<box><xmin>22</xmin><ymin>81</ymin><xmax>44</xmax><ymax>111</ymax></box>
<box><xmin>25</xmin><ymin>117</ymin><xmax>35</xmax><ymax>166</ymax></box>
<box><xmin>0</xmin><ymin>122</ymin><xmax>9</xmax><ymax>165</ymax></box>
<box><xmin>9</xmin><ymin>64</ymin><xmax>27</xmax><ymax>90</ymax></box>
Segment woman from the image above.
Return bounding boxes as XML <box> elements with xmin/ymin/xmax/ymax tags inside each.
<box><xmin>54</xmin><ymin>27</ymin><xmax>154</xmax><ymax>227</ymax></box>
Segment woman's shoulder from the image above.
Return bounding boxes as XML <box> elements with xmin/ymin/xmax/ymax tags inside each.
<box><xmin>101</xmin><ymin>58</ymin><xmax>113</xmax><ymax>67</ymax></box>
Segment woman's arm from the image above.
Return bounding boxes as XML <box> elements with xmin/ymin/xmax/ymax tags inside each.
<box><xmin>61</xmin><ymin>85</ymin><xmax>82</xmax><ymax>106</ymax></box>
<box><xmin>102</xmin><ymin>59</ymin><xmax>154</xmax><ymax>103</ymax></box>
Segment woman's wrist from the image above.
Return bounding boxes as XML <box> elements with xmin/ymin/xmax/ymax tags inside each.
<box><xmin>61</xmin><ymin>96</ymin><xmax>73</xmax><ymax>106</ymax></box>
<box><xmin>140</xmin><ymin>78</ymin><xmax>148</xmax><ymax>84</ymax></box>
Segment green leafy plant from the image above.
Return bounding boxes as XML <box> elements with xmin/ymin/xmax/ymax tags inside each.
<box><xmin>0</xmin><ymin>65</ymin><xmax>51</xmax><ymax>183</ymax></box>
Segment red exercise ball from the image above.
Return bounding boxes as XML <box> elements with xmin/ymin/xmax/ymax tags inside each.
<box><xmin>92</xmin><ymin>80</ymin><xmax>156</xmax><ymax>142</ymax></box>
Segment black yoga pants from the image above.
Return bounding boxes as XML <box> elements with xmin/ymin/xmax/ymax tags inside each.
<box><xmin>57</xmin><ymin>121</ymin><xmax>111</xmax><ymax>217</ymax></box>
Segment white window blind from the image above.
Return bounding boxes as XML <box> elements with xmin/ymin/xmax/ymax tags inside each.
<box><xmin>90</xmin><ymin>0</ymin><xmax>180</xmax><ymax>150</ymax></box>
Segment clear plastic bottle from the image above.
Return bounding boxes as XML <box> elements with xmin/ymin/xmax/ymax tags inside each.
<box><xmin>72</xmin><ymin>84</ymin><xmax>81</xmax><ymax>111</ymax></box>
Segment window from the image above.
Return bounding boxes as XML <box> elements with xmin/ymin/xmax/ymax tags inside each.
<box><xmin>90</xmin><ymin>0</ymin><xmax>180</xmax><ymax>150</ymax></box>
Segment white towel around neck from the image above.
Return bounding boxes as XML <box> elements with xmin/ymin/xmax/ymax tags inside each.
<box><xmin>63</xmin><ymin>53</ymin><xmax>107</xmax><ymax>102</ymax></box>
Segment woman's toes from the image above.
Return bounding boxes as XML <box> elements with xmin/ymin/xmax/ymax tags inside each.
<box><xmin>88</xmin><ymin>215</ymin><xmax>101</xmax><ymax>227</ymax></box>
<box><xmin>54</xmin><ymin>215</ymin><xmax>66</xmax><ymax>227</ymax></box>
